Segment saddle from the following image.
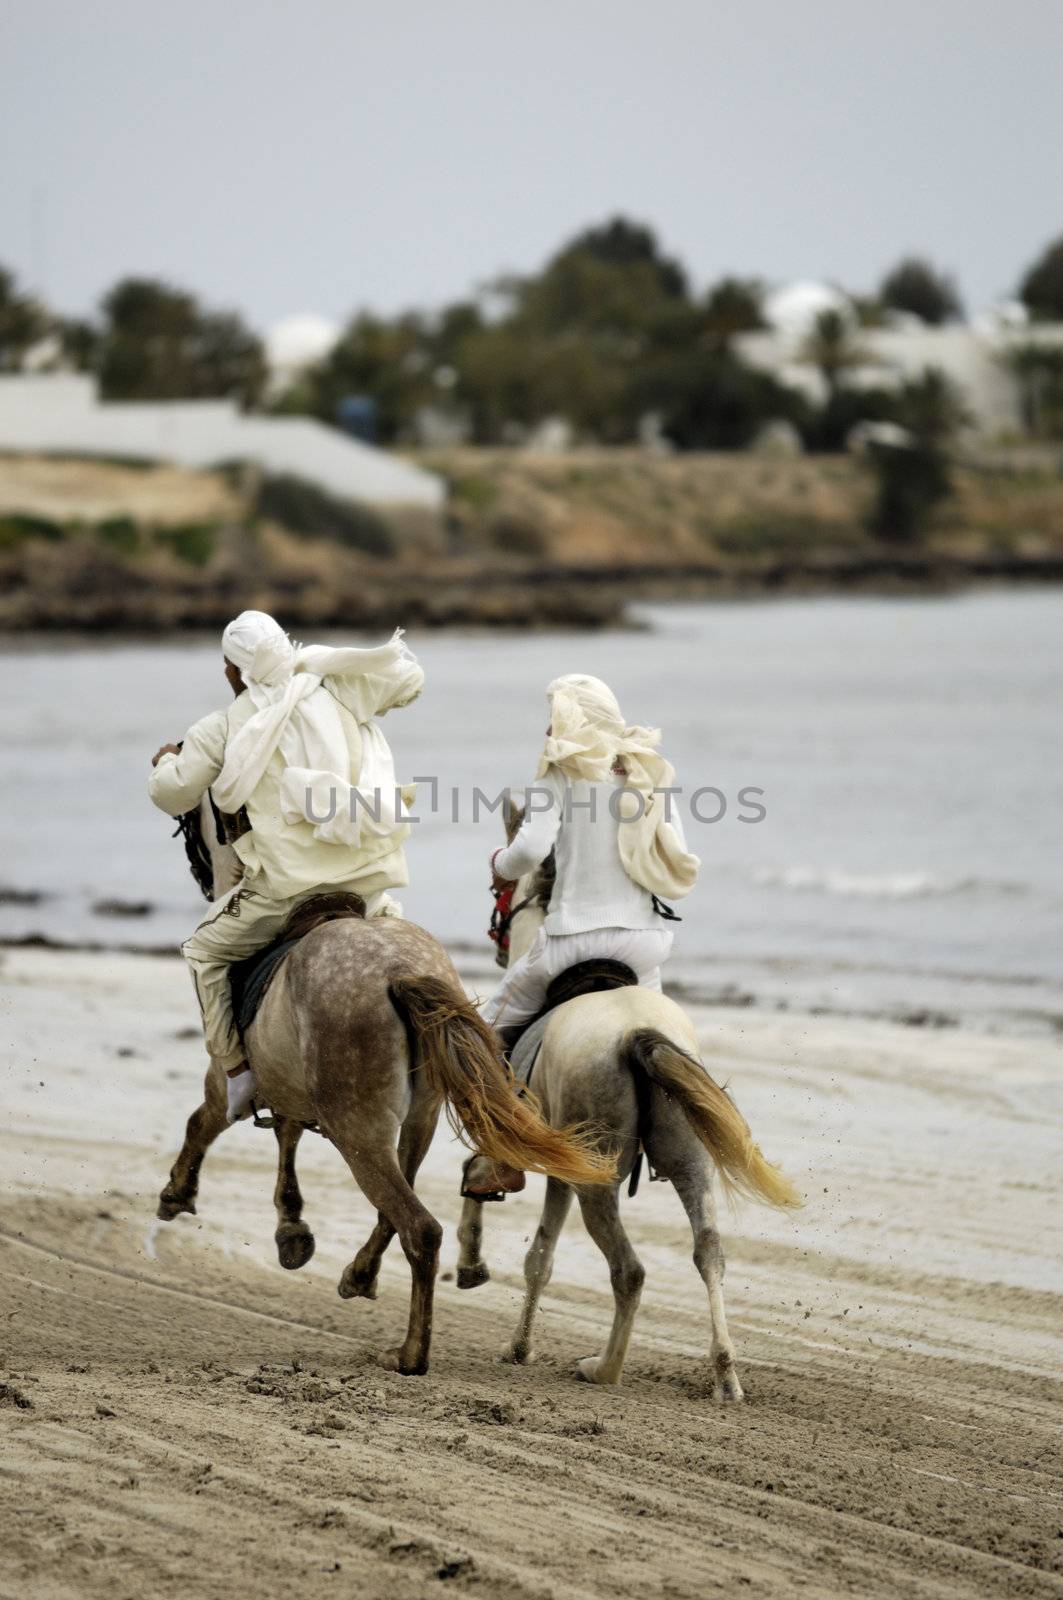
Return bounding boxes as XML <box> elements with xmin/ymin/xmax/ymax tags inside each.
<box><xmin>229</xmin><ymin>890</ymin><xmax>366</xmax><ymax>1036</ymax></box>
<box><xmin>502</xmin><ymin>957</ymin><xmax>639</xmax><ymax>1081</ymax></box>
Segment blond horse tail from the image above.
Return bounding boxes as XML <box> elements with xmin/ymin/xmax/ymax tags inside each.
<box><xmin>623</xmin><ymin>1029</ymin><xmax>801</xmax><ymax>1209</ymax></box>
<box><xmin>388</xmin><ymin>977</ymin><xmax>615</xmax><ymax>1187</ymax></box>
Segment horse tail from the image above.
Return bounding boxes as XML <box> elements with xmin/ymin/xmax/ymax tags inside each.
<box><xmin>388</xmin><ymin>976</ymin><xmax>615</xmax><ymax>1186</ymax></box>
<box><xmin>622</xmin><ymin>1028</ymin><xmax>801</xmax><ymax>1210</ymax></box>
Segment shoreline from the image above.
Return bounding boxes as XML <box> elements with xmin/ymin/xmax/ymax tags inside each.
<box><xmin>2</xmin><ymin>552</ymin><xmax>1062</xmax><ymax>637</ymax></box>
<box><xmin>5</xmin><ymin>445</ymin><xmax>1063</xmax><ymax>631</ymax></box>
<box><xmin>0</xmin><ymin>932</ymin><xmax>1053</xmax><ymax>1039</ymax></box>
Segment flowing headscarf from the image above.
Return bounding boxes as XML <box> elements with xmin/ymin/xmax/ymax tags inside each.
<box><xmin>536</xmin><ymin>673</ymin><xmax>700</xmax><ymax>901</ymax></box>
<box><xmin>213</xmin><ymin>610</ymin><xmax>422</xmax><ymax>846</ymax></box>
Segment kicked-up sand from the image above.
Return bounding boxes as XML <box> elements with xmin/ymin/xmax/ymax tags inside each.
<box><xmin>1</xmin><ymin>945</ymin><xmax>1061</xmax><ymax>1600</ymax></box>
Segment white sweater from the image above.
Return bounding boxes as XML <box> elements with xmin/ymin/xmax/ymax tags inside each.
<box><xmin>495</xmin><ymin>769</ymin><xmax>685</xmax><ymax>935</ymax></box>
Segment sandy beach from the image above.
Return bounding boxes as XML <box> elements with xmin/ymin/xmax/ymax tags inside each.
<box><xmin>2</xmin><ymin>944</ymin><xmax>1061</xmax><ymax>1600</ymax></box>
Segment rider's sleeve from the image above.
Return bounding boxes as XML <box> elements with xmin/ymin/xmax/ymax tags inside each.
<box><xmin>493</xmin><ymin>770</ymin><xmax>564</xmax><ymax>880</ymax></box>
<box><xmin>319</xmin><ymin>642</ymin><xmax>425</xmax><ymax>724</ymax></box>
<box><xmin>148</xmin><ymin>709</ymin><xmax>227</xmax><ymax>818</ymax></box>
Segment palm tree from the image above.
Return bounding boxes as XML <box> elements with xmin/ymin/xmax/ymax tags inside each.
<box><xmin>802</xmin><ymin>308</ymin><xmax>868</xmax><ymax>400</ymax></box>
<box><xmin>897</xmin><ymin>366</ymin><xmax>970</xmax><ymax>447</ymax></box>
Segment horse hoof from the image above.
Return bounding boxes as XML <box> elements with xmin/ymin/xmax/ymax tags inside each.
<box><xmin>338</xmin><ymin>1265</ymin><xmax>378</xmax><ymax>1300</ymax></box>
<box><xmin>276</xmin><ymin>1223</ymin><xmax>315</xmax><ymax>1271</ymax></box>
<box><xmin>378</xmin><ymin>1346</ymin><xmax>427</xmax><ymax>1376</ymax></box>
<box><xmin>498</xmin><ymin>1344</ymin><xmax>534</xmax><ymax>1366</ymax></box>
<box><xmin>456</xmin><ymin>1263</ymin><xmax>490</xmax><ymax>1291</ymax></box>
<box><xmin>576</xmin><ymin>1354</ymin><xmax>620</xmax><ymax>1385</ymax></box>
<box><xmin>156</xmin><ymin>1193</ymin><xmax>196</xmax><ymax>1221</ymax></box>
<box><xmin>715</xmin><ymin>1376</ymin><xmax>745</xmax><ymax>1404</ymax></box>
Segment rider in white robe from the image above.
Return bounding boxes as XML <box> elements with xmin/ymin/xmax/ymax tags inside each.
<box><xmin>466</xmin><ymin>673</ymin><xmax>700</xmax><ymax>1194</ymax></box>
<box><xmin>149</xmin><ymin>611</ymin><xmax>423</xmax><ymax>1122</ymax></box>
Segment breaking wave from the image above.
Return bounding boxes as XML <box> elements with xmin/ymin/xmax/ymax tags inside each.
<box><xmin>750</xmin><ymin>865</ymin><xmax>1024</xmax><ymax>901</ymax></box>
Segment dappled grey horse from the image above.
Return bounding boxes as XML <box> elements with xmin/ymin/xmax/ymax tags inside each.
<box><xmin>158</xmin><ymin>797</ymin><xmax>613</xmax><ymax>1375</ymax></box>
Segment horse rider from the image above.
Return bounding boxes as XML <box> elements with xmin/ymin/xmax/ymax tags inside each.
<box><xmin>149</xmin><ymin>609</ymin><xmax>424</xmax><ymax>1124</ymax></box>
<box><xmin>462</xmin><ymin>672</ymin><xmax>701</xmax><ymax>1197</ymax></box>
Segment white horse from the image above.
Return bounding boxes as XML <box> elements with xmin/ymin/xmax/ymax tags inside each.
<box><xmin>456</xmin><ymin>811</ymin><xmax>801</xmax><ymax>1399</ymax></box>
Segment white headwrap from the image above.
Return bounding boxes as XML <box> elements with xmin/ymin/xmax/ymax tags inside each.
<box><xmin>536</xmin><ymin>673</ymin><xmax>700</xmax><ymax>901</ymax></box>
<box><xmin>214</xmin><ymin>610</ymin><xmax>422</xmax><ymax>846</ymax></box>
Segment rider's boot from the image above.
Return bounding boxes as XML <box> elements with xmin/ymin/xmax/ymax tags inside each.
<box><xmin>461</xmin><ymin>1155</ymin><xmax>527</xmax><ymax>1200</ymax></box>
<box><xmin>458</xmin><ymin>1024</ymin><xmax>530</xmax><ymax>1198</ymax></box>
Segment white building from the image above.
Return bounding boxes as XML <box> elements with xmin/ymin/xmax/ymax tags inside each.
<box><xmin>0</xmin><ymin>374</ymin><xmax>444</xmax><ymax>508</ymax></box>
<box><xmin>737</xmin><ymin>283</ymin><xmax>1063</xmax><ymax>438</ymax></box>
<box><xmin>263</xmin><ymin>313</ymin><xmax>341</xmax><ymax>400</ymax></box>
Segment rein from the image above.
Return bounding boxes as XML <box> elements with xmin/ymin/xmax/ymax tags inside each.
<box><xmin>488</xmin><ymin>884</ymin><xmax>538</xmax><ymax>966</ymax></box>
<box><xmin>173</xmin><ymin>790</ymin><xmax>227</xmax><ymax>902</ymax></box>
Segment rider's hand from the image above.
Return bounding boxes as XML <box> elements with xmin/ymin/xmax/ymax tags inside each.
<box><xmin>151</xmin><ymin>742</ymin><xmax>181</xmax><ymax>767</ymax></box>
<box><xmin>489</xmin><ymin>844</ymin><xmax>515</xmax><ymax>896</ymax></box>
<box><xmin>490</xmin><ymin>848</ymin><xmax>515</xmax><ymax>895</ymax></box>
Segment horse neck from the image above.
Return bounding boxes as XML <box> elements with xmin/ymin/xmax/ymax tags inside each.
<box><xmin>508</xmin><ymin>869</ymin><xmax>545</xmax><ymax>964</ymax></box>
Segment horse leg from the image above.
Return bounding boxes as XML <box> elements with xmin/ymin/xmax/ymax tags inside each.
<box><xmin>574</xmin><ymin>1185</ymin><xmax>645</xmax><ymax>1386</ymax></box>
<box><xmin>273</xmin><ymin>1116</ymin><xmax>315</xmax><ymax>1270</ymax></box>
<box><xmin>339</xmin><ymin>1093</ymin><xmax>438</xmax><ymax>1301</ymax></box>
<box><xmin>671</xmin><ymin>1159</ymin><xmax>744</xmax><ymax>1401</ymax></box>
<box><xmin>456</xmin><ymin>1195</ymin><xmax>490</xmax><ymax>1290</ymax></box>
<box><xmin>335</xmin><ymin>1143</ymin><xmax>442</xmax><ymax>1375</ymax></box>
<box><xmin>157</xmin><ymin>1063</ymin><xmax>227</xmax><ymax>1220</ymax></box>
<box><xmin>502</xmin><ymin>1177</ymin><xmax>574</xmax><ymax>1364</ymax></box>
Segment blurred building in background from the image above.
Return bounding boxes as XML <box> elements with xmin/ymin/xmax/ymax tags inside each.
<box><xmin>0</xmin><ymin>373</ymin><xmax>444</xmax><ymax>508</ymax></box>
<box><xmin>738</xmin><ymin>281</ymin><xmax>1063</xmax><ymax>438</ymax></box>
<box><xmin>263</xmin><ymin>314</ymin><xmax>340</xmax><ymax>402</ymax></box>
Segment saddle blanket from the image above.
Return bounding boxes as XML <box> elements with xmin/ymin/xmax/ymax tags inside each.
<box><xmin>509</xmin><ymin>1012</ymin><xmax>553</xmax><ymax>1086</ymax></box>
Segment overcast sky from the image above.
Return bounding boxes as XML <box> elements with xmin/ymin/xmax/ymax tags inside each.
<box><xmin>3</xmin><ymin>1</ymin><xmax>1062</xmax><ymax>330</ymax></box>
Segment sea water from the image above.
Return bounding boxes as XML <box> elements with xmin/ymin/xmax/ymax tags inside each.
<box><xmin>1</xmin><ymin>589</ymin><xmax>1060</xmax><ymax>1036</ymax></box>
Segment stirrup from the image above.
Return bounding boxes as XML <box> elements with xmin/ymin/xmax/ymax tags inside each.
<box><xmin>251</xmin><ymin>1100</ymin><xmax>275</xmax><ymax>1130</ymax></box>
<box><xmin>459</xmin><ymin>1154</ymin><xmax>508</xmax><ymax>1203</ymax></box>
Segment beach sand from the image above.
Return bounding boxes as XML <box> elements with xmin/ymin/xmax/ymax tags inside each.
<box><xmin>2</xmin><ymin>945</ymin><xmax>1061</xmax><ymax>1599</ymax></box>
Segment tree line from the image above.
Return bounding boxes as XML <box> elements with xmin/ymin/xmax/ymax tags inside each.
<box><xmin>3</xmin><ymin>219</ymin><xmax>1063</xmax><ymax>459</ymax></box>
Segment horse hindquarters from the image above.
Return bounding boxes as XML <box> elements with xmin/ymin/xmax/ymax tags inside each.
<box><xmin>339</xmin><ymin>1071</ymin><xmax>441</xmax><ymax>1303</ymax></box>
<box><xmin>621</xmin><ymin>1029</ymin><xmax>800</xmax><ymax>1210</ymax></box>
<box><xmin>621</xmin><ymin>1028</ymin><xmax>800</xmax><ymax>1401</ymax></box>
<box><xmin>306</xmin><ymin>998</ymin><xmax>444</xmax><ymax>1375</ymax></box>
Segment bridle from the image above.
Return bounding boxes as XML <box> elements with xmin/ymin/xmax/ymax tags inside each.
<box><xmin>487</xmin><ymin>881</ymin><xmax>540</xmax><ymax>968</ymax></box>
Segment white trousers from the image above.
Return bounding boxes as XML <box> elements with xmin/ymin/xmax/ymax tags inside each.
<box><xmin>480</xmin><ymin>925</ymin><xmax>673</xmax><ymax>1031</ymax></box>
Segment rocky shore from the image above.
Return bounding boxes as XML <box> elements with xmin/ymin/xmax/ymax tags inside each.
<box><xmin>2</xmin><ymin>447</ymin><xmax>1062</xmax><ymax>632</ymax></box>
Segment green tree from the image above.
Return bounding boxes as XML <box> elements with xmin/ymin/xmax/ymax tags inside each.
<box><xmin>638</xmin><ymin>346</ymin><xmax>807</xmax><ymax>451</ymax></box>
<box><xmin>59</xmin><ymin>317</ymin><xmax>100</xmax><ymax>371</ymax></box>
<box><xmin>879</xmin><ymin>257</ymin><xmax>963</xmax><ymax>325</ymax></box>
<box><xmin>802</xmin><ymin>307</ymin><xmax>867</xmax><ymax>400</ymax></box>
<box><xmin>1007</xmin><ymin>344</ymin><xmax>1063</xmax><ymax>439</ymax></box>
<box><xmin>0</xmin><ymin>264</ymin><xmax>48</xmax><ymax>370</ymax></box>
<box><xmin>702</xmin><ymin>277</ymin><xmax>765</xmax><ymax>342</ymax></box>
<box><xmin>898</xmin><ymin>365</ymin><xmax>968</xmax><ymax>446</ymax></box>
<box><xmin>1019</xmin><ymin>234</ymin><xmax>1063</xmax><ymax>320</ymax></box>
<box><xmin>293</xmin><ymin>217</ymin><xmax>802</xmax><ymax>447</ymax></box>
<box><xmin>550</xmin><ymin>216</ymin><xmax>688</xmax><ymax>299</ymax></box>
<box><xmin>98</xmin><ymin>278</ymin><xmax>265</xmax><ymax>403</ymax></box>
<box><xmin>303</xmin><ymin>311</ymin><xmax>435</xmax><ymax>442</ymax></box>
<box><xmin>451</xmin><ymin>215</ymin><xmax>695</xmax><ymax>440</ymax></box>
<box><xmin>867</xmin><ymin>367</ymin><xmax>967</xmax><ymax>542</ymax></box>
